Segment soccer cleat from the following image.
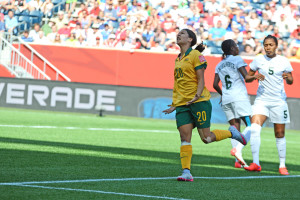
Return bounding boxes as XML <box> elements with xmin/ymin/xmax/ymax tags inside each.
<box><xmin>235</xmin><ymin>162</ymin><xmax>242</xmax><ymax>168</ymax></box>
<box><xmin>244</xmin><ymin>163</ymin><xmax>261</xmax><ymax>172</ymax></box>
<box><xmin>177</xmin><ymin>171</ymin><xmax>194</xmax><ymax>182</ymax></box>
<box><xmin>230</xmin><ymin>148</ymin><xmax>247</xmax><ymax>166</ymax></box>
<box><xmin>279</xmin><ymin>167</ymin><xmax>289</xmax><ymax>175</ymax></box>
<box><xmin>229</xmin><ymin>126</ymin><xmax>247</xmax><ymax>145</ymax></box>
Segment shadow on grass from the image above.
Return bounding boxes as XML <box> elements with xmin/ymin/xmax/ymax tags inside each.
<box><xmin>0</xmin><ymin>136</ymin><xmax>299</xmax><ymax>183</ymax></box>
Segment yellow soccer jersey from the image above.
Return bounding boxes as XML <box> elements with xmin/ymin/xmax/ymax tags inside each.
<box><xmin>172</xmin><ymin>48</ymin><xmax>211</xmax><ymax>107</ymax></box>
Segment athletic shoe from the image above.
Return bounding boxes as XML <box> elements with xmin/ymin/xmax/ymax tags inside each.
<box><xmin>244</xmin><ymin>163</ymin><xmax>261</xmax><ymax>172</ymax></box>
<box><xmin>230</xmin><ymin>148</ymin><xmax>247</xmax><ymax>166</ymax></box>
<box><xmin>177</xmin><ymin>171</ymin><xmax>194</xmax><ymax>182</ymax></box>
<box><xmin>279</xmin><ymin>167</ymin><xmax>289</xmax><ymax>175</ymax></box>
<box><xmin>229</xmin><ymin>126</ymin><xmax>247</xmax><ymax>145</ymax></box>
<box><xmin>235</xmin><ymin>162</ymin><xmax>242</xmax><ymax>168</ymax></box>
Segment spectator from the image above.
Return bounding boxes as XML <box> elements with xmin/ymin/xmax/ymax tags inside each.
<box><xmin>53</xmin><ymin>11</ymin><xmax>68</xmax><ymax>30</ymax></box>
<box><xmin>240</xmin><ymin>44</ymin><xmax>255</xmax><ymax>56</ymax></box>
<box><xmin>47</xmin><ymin>25</ymin><xmax>58</xmax><ymax>42</ymax></box>
<box><xmin>41</xmin><ymin>19</ymin><xmax>55</xmax><ymax>37</ymax></box>
<box><xmin>34</xmin><ymin>31</ymin><xmax>49</xmax><ymax>44</ymax></box>
<box><xmin>79</xmin><ymin>10</ymin><xmax>92</xmax><ymax>29</ymax></box>
<box><xmin>247</xmin><ymin>11</ymin><xmax>261</xmax><ymax>32</ymax></box>
<box><xmin>208</xmin><ymin>20</ymin><xmax>226</xmax><ymax>46</ymax></box>
<box><xmin>169</xmin><ymin>2</ymin><xmax>180</xmax><ymax>21</ymax></box>
<box><xmin>276</xmin><ymin>14</ymin><xmax>291</xmax><ymax>38</ymax></box>
<box><xmin>141</xmin><ymin>24</ymin><xmax>154</xmax><ymax>49</ymax></box>
<box><xmin>52</xmin><ymin>33</ymin><xmax>62</xmax><ymax>44</ymax></box>
<box><xmin>87</xmin><ymin>24</ymin><xmax>102</xmax><ymax>46</ymax></box>
<box><xmin>4</xmin><ymin>10</ymin><xmax>18</xmax><ymax>35</ymax></box>
<box><xmin>291</xmin><ymin>22</ymin><xmax>300</xmax><ymax>39</ymax></box>
<box><xmin>104</xmin><ymin>33</ymin><xmax>117</xmax><ymax>47</ymax></box>
<box><xmin>115</xmin><ymin>37</ymin><xmax>130</xmax><ymax>49</ymax></box>
<box><xmin>29</xmin><ymin>23</ymin><xmax>41</xmax><ymax>41</ymax></box>
<box><xmin>289</xmin><ymin>32</ymin><xmax>300</xmax><ymax>49</ymax></box>
<box><xmin>40</xmin><ymin>0</ymin><xmax>53</xmax><ymax>18</ymax></box>
<box><xmin>156</xmin><ymin>0</ymin><xmax>169</xmax><ymax>17</ymax></box>
<box><xmin>204</xmin><ymin>0</ymin><xmax>221</xmax><ymax>14</ymax></box>
<box><xmin>76</xmin><ymin>35</ymin><xmax>87</xmax><ymax>47</ymax></box>
<box><xmin>244</xmin><ymin>30</ymin><xmax>256</xmax><ymax>48</ymax></box>
<box><xmin>77</xmin><ymin>2</ymin><xmax>89</xmax><ymax>17</ymax></box>
<box><xmin>288</xmin><ymin>47</ymin><xmax>298</xmax><ymax>59</ymax></box>
<box><xmin>20</xmin><ymin>30</ymin><xmax>33</xmax><ymax>42</ymax></box>
<box><xmin>129</xmin><ymin>37</ymin><xmax>141</xmax><ymax>49</ymax></box>
<box><xmin>153</xmin><ymin>25</ymin><xmax>166</xmax><ymax>47</ymax></box>
<box><xmin>165</xmin><ymin>39</ymin><xmax>179</xmax><ymax>52</ymax></box>
<box><xmin>104</xmin><ymin>2</ymin><xmax>118</xmax><ymax>30</ymax></box>
<box><xmin>272</xmin><ymin>26</ymin><xmax>282</xmax><ymax>38</ymax></box>
<box><xmin>58</xmin><ymin>22</ymin><xmax>71</xmax><ymax>40</ymax></box>
<box><xmin>69</xmin><ymin>13</ymin><xmax>80</xmax><ymax>30</ymax></box>
<box><xmin>65</xmin><ymin>0</ymin><xmax>77</xmax><ymax>13</ymax></box>
<box><xmin>65</xmin><ymin>33</ymin><xmax>78</xmax><ymax>46</ymax></box>
<box><xmin>150</xmin><ymin>40</ymin><xmax>165</xmax><ymax>51</ymax></box>
<box><xmin>255</xmin><ymin>24</ymin><xmax>271</xmax><ymax>43</ymax></box>
<box><xmin>89</xmin><ymin>1</ymin><xmax>101</xmax><ymax>18</ymax></box>
<box><xmin>101</xmin><ymin>23</ymin><xmax>111</xmax><ymax>41</ymax></box>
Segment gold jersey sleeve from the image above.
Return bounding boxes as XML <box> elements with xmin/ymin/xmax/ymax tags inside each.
<box><xmin>172</xmin><ymin>49</ymin><xmax>211</xmax><ymax>107</ymax></box>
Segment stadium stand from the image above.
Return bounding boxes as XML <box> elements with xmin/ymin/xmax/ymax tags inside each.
<box><xmin>0</xmin><ymin>0</ymin><xmax>300</xmax><ymax>58</ymax></box>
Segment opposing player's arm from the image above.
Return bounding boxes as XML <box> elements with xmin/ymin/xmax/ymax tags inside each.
<box><xmin>245</xmin><ymin>69</ymin><xmax>265</xmax><ymax>83</ymax></box>
<box><xmin>213</xmin><ymin>73</ymin><xmax>222</xmax><ymax>95</ymax></box>
<box><xmin>282</xmin><ymin>72</ymin><xmax>293</xmax><ymax>85</ymax></box>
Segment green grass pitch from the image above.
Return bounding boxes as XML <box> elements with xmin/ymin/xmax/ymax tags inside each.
<box><xmin>0</xmin><ymin>107</ymin><xmax>299</xmax><ymax>200</ymax></box>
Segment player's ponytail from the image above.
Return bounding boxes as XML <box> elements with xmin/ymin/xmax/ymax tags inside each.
<box><xmin>195</xmin><ymin>42</ymin><xmax>205</xmax><ymax>53</ymax></box>
<box><xmin>183</xmin><ymin>28</ymin><xmax>205</xmax><ymax>53</ymax></box>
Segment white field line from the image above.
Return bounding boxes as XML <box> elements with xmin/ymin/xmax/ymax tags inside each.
<box><xmin>1</xmin><ymin>175</ymin><xmax>300</xmax><ymax>186</ymax></box>
<box><xmin>1</xmin><ymin>124</ymin><xmax>299</xmax><ymax>143</ymax></box>
<box><xmin>13</xmin><ymin>184</ymin><xmax>189</xmax><ymax>200</ymax></box>
<box><xmin>0</xmin><ymin>124</ymin><xmax>176</xmax><ymax>133</ymax></box>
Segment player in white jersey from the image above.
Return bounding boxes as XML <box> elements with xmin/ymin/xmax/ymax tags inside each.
<box><xmin>213</xmin><ymin>39</ymin><xmax>254</xmax><ymax>168</ymax></box>
<box><xmin>243</xmin><ymin>35</ymin><xmax>294</xmax><ymax>175</ymax></box>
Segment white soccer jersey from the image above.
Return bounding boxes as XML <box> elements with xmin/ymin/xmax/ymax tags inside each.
<box><xmin>215</xmin><ymin>55</ymin><xmax>249</xmax><ymax>105</ymax></box>
<box><xmin>249</xmin><ymin>54</ymin><xmax>293</xmax><ymax>102</ymax></box>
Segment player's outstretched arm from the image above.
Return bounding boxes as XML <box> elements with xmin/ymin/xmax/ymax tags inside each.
<box><xmin>282</xmin><ymin>72</ymin><xmax>293</xmax><ymax>85</ymax></box>
<box><xmin>245</xmin><ymin>69</ymin><xmax>265</xmax><ymax>83</ymax></box>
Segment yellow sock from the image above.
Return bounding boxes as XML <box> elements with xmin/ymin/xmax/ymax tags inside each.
<box><xmin>212</xmin><ymin>129</ymin><xmax>232</xmax><ymax>141</ymax></box>
<box><xmin>180</xmin><ymin>145</ymin><xmax>192</xmax><ymax>170</ymax></box>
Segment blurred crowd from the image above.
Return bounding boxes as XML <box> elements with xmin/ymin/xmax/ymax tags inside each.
<box><xmin>1</xmin><ymin>0</ymin><xmax>300</xmax><ymax>59</ymax></box>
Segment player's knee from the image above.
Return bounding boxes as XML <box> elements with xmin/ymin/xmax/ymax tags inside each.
<box><xmin>275</xmin><ymin>131</ymin><xmax>285</xmax><ymax>138</ymax></box>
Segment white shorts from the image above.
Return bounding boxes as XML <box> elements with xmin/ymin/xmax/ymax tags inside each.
<box><xmin>222</xmin><ymin>100</ymin><xmax>252</xmax><ymax>121</ymax></box>
<box><xmin>252</xmin><ymin>100</ymin><xmax>290</xmax><ymax>124</ymax></box>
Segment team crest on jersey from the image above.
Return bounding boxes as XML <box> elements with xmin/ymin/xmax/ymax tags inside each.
<box><xmin>199</xmin><ymin>55</ymin><xmax>206</xmax><ymax>62</ymax></box>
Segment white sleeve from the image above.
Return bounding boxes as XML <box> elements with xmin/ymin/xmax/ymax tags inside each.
<box><xmin>215</xmin><ymin>62</ymin><xmax>220</xmax><ymax>74</ymax></box>
<box><xmin>284</xmin><ymin>59</ymin><xmax>293</xmax><ymax>72</ymax></box>
<box><xmin>249</xmin><ymin>57</ymin><xmax>258</xmax><ymax>71</ymax></box>
<box><xmin>236</xmin><ymin>56</ymin><xmax>247</xmax><ymax>69</ymax></box>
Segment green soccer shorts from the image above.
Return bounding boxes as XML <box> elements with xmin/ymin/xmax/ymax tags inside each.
<box><xmin>175</xmin><ymin>100</ymin><xmax>212</xmax><ymax>129</ymax></box>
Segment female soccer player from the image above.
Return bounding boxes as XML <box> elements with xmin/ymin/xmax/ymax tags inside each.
<box><xmin>244</xmin><ymin>35</ymin><xmax>293</xmax><ymax>175</ymax></box>
<box><xmin>213</xmin><ymin>39</ymin><xmax>256</xmax><ymax>168</ymax></box>
<box><xmin>162</xmin><ymin>29</ymin><xmax>247</xmax><ymax>182</ymax></box>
